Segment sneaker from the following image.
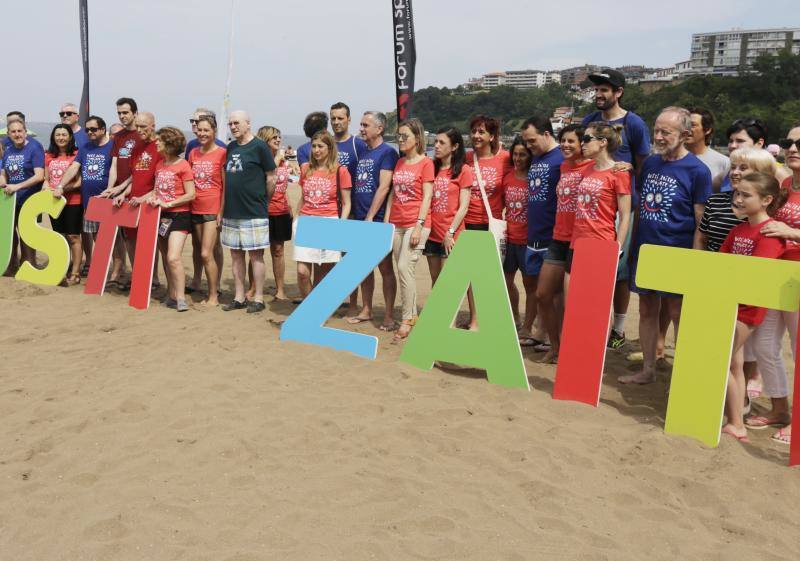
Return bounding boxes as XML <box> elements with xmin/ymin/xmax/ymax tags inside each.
<box><xmin>607</xmin><ymin>329</ymin><xmax>626</xmax><ymax>349</ymax></box>
<box><xmin>161</xmin><ymin>297</ymin><xmax>177</xmax><ymax>309</ymax></box>
<box><xmin>222</xmin><ymin>299</ymin><xmax>248</xmax><ymax>312</ymax></box>
<box><xmin>176</xmin><ymin>300</ymin><xmax>189</xmax><ymax>312</ymax></box>
<box><xmin>246</xmin><ymin>301</ymin><xmax>266</xmax><ymax>314</ymax></box>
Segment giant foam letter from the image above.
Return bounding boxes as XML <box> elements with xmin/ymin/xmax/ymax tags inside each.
<box><xmin>554</xmin><ymin>238</ymin><xmax>619</xmax><ymax>405</ymax></box>
<box><xmin>83</xmin><ymin>198</ymin><xmax>139</xmax><ymax>295</ymax></box>
<box><xmin>280</xmin><ymin>216</ymin><xmax>394</xmax><ymax>359</ymax></box>
<box><xmin>0</xmin><ymin>192</ymin><xmax>15</xmax><ymax>273</ymax></box>
<box><xmin>399</xmin><ymin>231</ymin><xmax>529</xmax><ymax>389</ymax></box>
<box><xmin>128</xmin><ymin>203</ymin><xmax>161</xmax><ymax>310</ymax></box>
<box><xmin>15</xmin><ymin>191</ymin><xmax>69</xmax><ymax>285</ymax></box>
<box><xmin>636</xmin><ymin>245</ymin><xmax>800</xmax><ymax>447</ymax></box>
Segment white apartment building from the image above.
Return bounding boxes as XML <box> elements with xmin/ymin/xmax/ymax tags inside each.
<box><xmin>477</xmin><ymin>69</ymin><xmax>561</xmax><ymax>90</ymax></box>
<box><xmin>690</xmin><ymin>27</ymin><xmax>800</xmax><ymax>76</ymax></box>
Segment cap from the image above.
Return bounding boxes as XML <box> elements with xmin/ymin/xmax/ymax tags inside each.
<box><xmin>588</xmin><ymin>68</ymin><xmax>625</xmax><ymax>89</ymax></box>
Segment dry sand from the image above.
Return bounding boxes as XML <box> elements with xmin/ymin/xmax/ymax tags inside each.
<box><xmin>1</xmin><ymin>195</ymin><xmax>798</xmax><ymax>560</ymax></box>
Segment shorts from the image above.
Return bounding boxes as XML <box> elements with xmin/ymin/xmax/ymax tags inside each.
<box><xmin>616</xmin><ymin>212</ymin><xmax>634</xmax><ymax>282</ymax></box>
<box><xmin>83</xmin><ymin>218</ymin><xmax>99</xmax><ymax>234</ymax></box>
<box><xmin>564</xmin><ymin>248</ymin><xmax>575</xmax><ymax>274</ymax></box>
<box><xmin>628</xmin><ymin>243</ymin><xmax>680</xmax><ymax>298</ymax></box>
<box><xmin>423</xmin><ymin>239</ymin><xmax>448</xmax><ymax>258</ymax></box>
<box><xmin>160</xmin><ymin>211</ymin><xmax>192</xmax><ymax>236</ymax></box>
<box><xmin>268</xmin><ymin>213</ymin><xmax>292</xmax><ymax>243</ymax></box>
<box><xmin>504</xmin><ymin>242</ymin><xmax>542</xmax><ymax>276</ymax></box>
<box><xmin>292</xmin><ymin>217</ymin><xmax>339</xmax><ymax>263</ymax></box>
<box><xmin>51</xmin><ymin>204</ymin><xmax>83</xmax><ymax>236</ymax></box>
<box><xmin>191</xmin><ymin>213</ymin><xmax>217</xmax><ymax>225</ymax></box>
<box><xmin>220</xmin><ymin>217</ymin><xmax>270</xmax><ymax>250</ymax></box>
<box><xmin>465</xmin><ymin>223</ymin><xmax>489</xmax><ymax>231</ymax></box>
<box><xmin>544</xmin><ymin>239</ymin><xmax>569</xmax><ymax>265</ymax></box>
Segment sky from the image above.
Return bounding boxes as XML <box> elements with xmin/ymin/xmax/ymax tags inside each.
<box><xmin>4</xmin><ymin>1</ymin><xmax>797</xmax><ymax>135</ymax></box>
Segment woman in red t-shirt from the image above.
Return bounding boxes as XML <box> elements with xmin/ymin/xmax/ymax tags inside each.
<box><xmin>43</xmin><ymin>124</ymin><xmax>82</xmax><ymax>284</ymax></box>
<box><xmin>759</xmin><ymin>125</ymin><xmax>800</xmax><ymax>445</ymax></box>
<box><xmin>293</xmin><ymin>130</ymin><xmax>352</xmax><ymax>301</ymax></box>
<box><xmin>719</xmin><ymin>171</ymin><xmax>786</xmax><ymax>443</ymax></box>
<box><xmin>384</xmin><ymin>118</ymin><xmax>434</xmax><ymax>341</ymax></box>
<box><xmin>534</xmin><ymin>124</ymin><xmax>591</xmax><ymax>360</ymax></box>
<box><xmin>500</xmin><ymin>136</ymin><xmax>538</xmax><ymax>345</ymax></box>
<box><xmin>424</xmin><ymin>127</ymin><xmax>473</xmax><ymax>285</ymax></box>
<box><xmin>256</xmin><ymin>126</ymin><xmax>292</xmax><ymax>301</ymax></box>
<box><xmin>148</xmin><ymin>127</ymin><xmax>195</xmax><ymax>312</ymax></box>
<box><xmin>188</xmin><ymin>115</ymin><xmax>225</xmax><ymax>306</ymax></box>
<box><xmin>465</xmin><ymin>115</ymin><xmax>509</xmax><ymax>230</ymax></box>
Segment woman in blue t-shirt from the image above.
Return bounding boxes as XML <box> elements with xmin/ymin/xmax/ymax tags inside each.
<box><xmin>0</xmin><ymin>119</ymin><xmax>45</xmax><ymax>272</ymax></box>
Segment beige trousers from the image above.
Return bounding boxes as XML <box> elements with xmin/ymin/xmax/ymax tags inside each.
<box><xmin>391</xmin><ymin>226</ymin><xmax>429</xmax><ymax>321</ymax></box>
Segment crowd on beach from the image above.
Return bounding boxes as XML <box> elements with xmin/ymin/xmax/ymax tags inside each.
<box><xmin>2</xmin><ymin>68</ymin><xmax>799</xmax><ymax>447</ymax></box>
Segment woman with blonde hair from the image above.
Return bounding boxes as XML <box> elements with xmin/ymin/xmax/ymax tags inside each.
<box><xmin>293</xmin><ymin>130</ymin><xmax>351</xmax><ymax>300</ymax></box>
<box><xmin>384</xmin><ymin>118</ymin><xmax>434</xmax><ymax>341</ymax></box>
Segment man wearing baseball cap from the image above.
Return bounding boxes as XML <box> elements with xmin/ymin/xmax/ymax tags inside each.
<box><xmin>582</xmin><ymin>68</ymin><xmax>651</xmax><ymax>351</ymax></box>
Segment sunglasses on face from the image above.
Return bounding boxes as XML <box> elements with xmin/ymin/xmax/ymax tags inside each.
<box><xmin>778</xmin><ymin>138</ymin><xmax>800</xmax><ymax>150</ymax></box>
<box><xmin>397</xmin><ymin>134</ymin><xmax>411</xmax><ymax>142</ymax></box>
<box><xmin>59</xmin><ymin>111</ymin><xmax>76</xmax><ymax>118</ymax></box>
<box><xmin>581</xmin><ymin>135</ymin><xmax>601</xmax><ymax>144</ymax></box>
<box><xmin>189</xmin><ymin>119</ymin><xmax>199</xmax><ymax>125</ymax></box>
<box><xmin>85</xmin><ymin>127</ymin><xmax>103</xmax><ymax>133</ymax></box>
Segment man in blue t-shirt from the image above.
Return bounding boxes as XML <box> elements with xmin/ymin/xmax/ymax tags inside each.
<box><xmin>296</xmin><ymin>111</ymin><xmax>329</xmax><ymax>166</ymax></box>
<box><xmin>521</xmin><ymin>115</ymin><xmax>563</xmax><ymax>278</ymax></box>
<box><xmin>582</xmin><ymin>68</ymin><xmax>652</xmax><ymax>349</ymax></box>
<box><xmin>620</xmin><ymin>107</ymin><xmax>712</xmax><ymax>386</ymax></box>
<box><xmin>184</xmin><ymin>108</ymin><xmax>226</xmax><ymax>159</ymax></box>
<box><xmin>346</xmin><ymin>111</ymin><xmax>398</xmax><ymax>330</ymax></box>
<box><xmin>59</xmin><ymin>102</ymin><xmax>90</xmax><ymax>150</ymax></box>
<box><xmin>330</xmin><ymin>101</ymin><xmax>367</xmax><ymax>182</ymax></box>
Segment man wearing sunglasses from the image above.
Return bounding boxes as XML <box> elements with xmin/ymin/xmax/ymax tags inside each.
<box><xmin>184</xmin><ymin>108</ymin><xmax>226</xmax><ymax>159</ymax></box>
<box><xmin>59</xmin><ymin>103</ymin><xmax>89</xmax><ymax>150</ymax></box>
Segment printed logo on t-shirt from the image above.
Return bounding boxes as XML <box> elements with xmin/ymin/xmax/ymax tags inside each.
<box><xmin>226</xmin><ymin>154</ymin><xmax>243</xmax><ymax>173</ymax></box>
<box><xmin>776</xmin><ymin>201</ymin><xmax>800</xmax><ymax>254</ymax></box>
<box><xmin>155</xmin><ymin>170</ymin><xmax>178</xmax><ymax>202</ymax></box>
<box><xmin>528</xmin><ymin>163</ymin><xmax>552</xmax><ymax>202</ymax></box>
<box><xmin>575</xmin><ymin>176</ymin><xmax>603</xmax><ymax>221</ymax></box>
<box><xmin>557</xmin><ymin>169</ymin><xmax>583</xmax><ymax>213</ymax></box>
<box><xmin>472</xmin><ymin>165</ymin><xmax>498</xmax><ymax>200</ymax></box>
<box><xmin>303</xmin><ymin>175</ymin><xmax>335</xmax><ymax>208</ymax></box>
<box><xmin>119</xmin><ymin>139</ymin><xmax>136</xmax><ymax>159</ymax></box>
<box><xmin>338</xmin><ymin>151</ymin><xmax>352</xmax><ymax>168</ymax></box>
<box><xmin>731</xmin><ymin>236</ymin><xmax>755</xmax><ymax>255</ymax></box>
<box><xmin>83</xmin><ymin>153</ymin><xmax>108</xmax><ymax>181</ymax></box>
<box><xmin>355</xmin><ymin>158</ymin><xmax>376</xmax><ymax>194</ymax></box>
<box><xmin>192</xmin><ymin>160</ymin><xmax>216</xmax><ymax>191</ymax></box>
<box><xmin>134</xmin><ymin>151</ymin><xmax>153</xmax><ymax>171</ymax></box>
<box><xmin>639</xmin><ymin>172</ymin><xmax>677</xmax><ymax>223</ymax></box>
<box><xmin>48</xmin><ymin>159</ymin><xmax>70</xmax><ymax>188</ymax></box>
<box><xmin>431</xmin><ymin>175</ymin><xmax>450</xmax><ymax>214</ymax></box>
<box><xmin>275</xmin><ymin>166</ymin><xmax>289</xmax><ymax>195</ymax></box>
<box><xmin>505</xmin><ymin>185</ymin><xmax>527</xmax><ymax>223</ymax></box>
<box><xmin>4</xmin><ymin>154</ymin><xmax>26</xmax><ymax>182</ymax></box>
<box><xmin>393</xmin><ymin>168</ymin><xmax>417</xmax><ymax>204</ymax></box>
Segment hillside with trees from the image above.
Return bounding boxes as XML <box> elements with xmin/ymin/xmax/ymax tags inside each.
<box><xmin>389</xmin><ymin>50</ymin><xmax>800</xmax><ymax>145</ymax></box>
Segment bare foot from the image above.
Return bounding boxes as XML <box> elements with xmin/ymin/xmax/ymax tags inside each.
<box><xmin>202</xmin><ymin>298</ymin><xmax>220</xmax><ymax>307</ymax></box>
<box><xmin>721</xmin><ymin>423</ymin><xmax>749</xmax><ymax>442</ymax></box>
<box><xmin>618</xmin><ymin>372</ymin><xmax>656</xmax><ymax>385</ymax></box>
<box><xmin>539</xmin><ymin>349</ymin><xmax>558</xmax><ymax>364</ymax></box>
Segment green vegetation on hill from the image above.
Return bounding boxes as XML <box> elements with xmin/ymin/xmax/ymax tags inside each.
<box><xmin>389</xmin><ymin>51</ymin><xmax>800</xmax><ymax>145</ymax></box>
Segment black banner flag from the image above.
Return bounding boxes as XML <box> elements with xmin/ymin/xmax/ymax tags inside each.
<box><xmin>78</xmin><ymin>0</ymin><xmax>90</xmax><ymax>126</ymax></box>
<box><xmin>392</xmin><ymin>0</ymin><xmax>416</xmax><ymax>121</ymax></box>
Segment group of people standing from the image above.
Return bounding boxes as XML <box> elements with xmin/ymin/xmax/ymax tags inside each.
<box><xmin>2</xmin><ymin>68</ymin><xmax>799</xmax><ymax>447</ymax></box>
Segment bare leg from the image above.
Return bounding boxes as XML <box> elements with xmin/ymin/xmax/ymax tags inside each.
<box><xmin>350</xmin><ymin>271</ymin><xmax>376</xmax><ymax>321</ymax></box>
<box><xmin>81</xmin><ymin>231</ymin><xmax>93</xmax><ymax>273</ymax></box>
<box><xmin>723</xmin><ymin>321</ymin><xmax>754</xmax><ymax>439</ymax></box>
<box><xmin>522</xmin><ymin>274</ymin><xmax>538</xmax><ymax>335</ymax></box>
<box><xmin>427</xmin><ymin>256</ymin><xmax>443</xmax><ymax>286</ymax></box>
<box><xmin>167</xmin><ymin>231</ymin><xmax>189</xmax><ymax>303</ymax></box>
<box><xmin>619</xmin><ymin>293</ymin><xmax>660</xmax><ymax>384</ymax></box>
<box><xmin>66</xmin><ymin>234</ymin><xmax>82</xmax><ymax>278</ymax></box>
<box><xmin>296</xmin><ymin>261</ymin><xmax>313</xmax><ymax>299</ymax></box>
<box><xmin>109</xmin><ymin>232</ymin><xmax>126</xmax><ymax>282</ymax></box>
<box><xmin>199</xmin><ymin>221</ymin><xmax>220</xmax><ymax>306</ymax></box>
<box><xmin>504</xmin><ymin>271</ymin><xmax>521</xmax><ymax>327</ymax></box>
<box><xmin>269</xmin><ymin>241</ymin><xmax>287</xmax><ymax>300</ymax></box>
<box><xmin>246</xmin><ymin>259</ymin><xmax>255</xmax><ymax>300</ymax></box>
<box><xmin>214</xmin><ymin>237</ymin><xmax>223</xmax><ymax>287</ymax></box>
<box><xmin>190</xmin><ymin>227</ymin><xmax>203</xmax><ymax>291</ymax></box>
<box><xmin>536</xmin><ymin>262</ymin><xmax>564</xmax><ymax>353</ymax></box>
<box><xmin>230</xmin><ymin>249</ymin><xmax>247</xmax><ymax>303</ymax></box>
<box><xmin>378</xmin><ymin>255</ymin><xmax>397</xmax><ymax>329</ymax></box>
<box><xmin>248</xmin><ymin>249</ymin><xmax>265</xmax><ymax>304</ymax></box>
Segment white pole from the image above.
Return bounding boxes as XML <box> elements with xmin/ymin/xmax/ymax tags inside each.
<box><xmin>219</xmin><ymin>0</ymin><xmax>235</xmax><ymax>143</ymax></box>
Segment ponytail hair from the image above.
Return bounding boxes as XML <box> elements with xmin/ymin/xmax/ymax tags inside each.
<box><xmin>741</xmin><ymin>171</ymin><xmax>786</xmax><ymax>215</ymax></box>
<box><xmin>434</xmin><ymin>126</ymin><xmax>466</xmax><ymax>180</ymax></box>
<box><xmin>586</xmin><ymin>121</ymin><xmax>623</xmax><ymax>154</ymax></box>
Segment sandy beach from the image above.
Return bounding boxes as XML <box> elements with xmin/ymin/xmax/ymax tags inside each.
<box><xmin>0</xmin><ymin>188</ymin><xmax>798</xmax><ymax>560</ymax></box>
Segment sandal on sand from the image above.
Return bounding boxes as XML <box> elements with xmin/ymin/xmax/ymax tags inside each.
<box><xmin>745</xmin><ymin>415</ymin><xmax>790</xmax><ymax>430</ymax></box>
<box><xmin>721</xmin><ymin>425</ymin><xmax>750</xmax><ymax>443</ymax></box>
<box><xmin>379</xmin><ymin>321</ymin><xmax>399</xmax><ymax>332</ymax></box>
<box><xmin>66</xmin><ymin>273</ymin><xmax>81</xmax><ymax>286</ymax></box>
<box><xmin>519</xmin><ymin>337</ymin><xmax>546</xmax><ymax>348</ymax></box>
<box><xmin>346</xmin><ymin>315</ymin><xmax>373</xmax><ymax>325</ymax></box>
<box><xmin>392</xmin><ymin>318</ymin><xmax>416</xmax><ymax>343</ymax></box>
<box><xmin>771</xmin><ymin>427</ymin><xmax>791</xmax><ymax>445</ymax></box>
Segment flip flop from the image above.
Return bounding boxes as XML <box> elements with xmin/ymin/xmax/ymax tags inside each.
<box><xmin>721</xmin><ymin>425</ymin><xmax>750</xmax><ymax>443</ymax></box>
<box><xmin>346</xmin><ymin>316</ymin><xmax>373</xmax><ymax>325</ymax></box>
<box><xmin>771</xmin><ymin>427</ymin><xmax>791</xmax><ymax>445</ymax></box>
<box><xmin>745</xmin><ymin>415</ymin><xmax>790</xmax><ymax>430</ymax></box>
<box><xmin>746</xmin><ymin>379</ymin><xmax>763</xmax><ymax>399</ymax></box>
<box><xmin>518</xmin><ymin>337</ymin><xmax>542</xmax><ymax>347</ymax></box>
<box><xmin>379</xmin><ymin>322</ymin><xmax>399</xmax><ymax>332</ymax></box>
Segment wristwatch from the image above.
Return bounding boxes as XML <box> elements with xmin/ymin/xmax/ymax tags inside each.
<box><xmin>447</xmin><ymin>228</ymin><xmax>455</xmax><ymax>235</ymax></box>
<box><xmin>417</xmin><ymin>218</ymin><xmax>425</xmax><ymax>225</ymax></box>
